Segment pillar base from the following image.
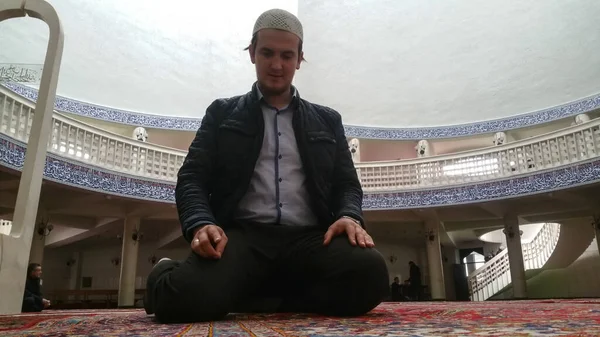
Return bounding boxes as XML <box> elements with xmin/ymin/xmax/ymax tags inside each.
<box><xmin>425</xmin><ymin>219</ymin><xmax>446</xmax><ymax>300</ymax></box>
<box><xmin>118</xmin><ymin>217</ymin><xmax>141</xmax><ymax>307</ymax></box>
<box><xmin>503</xmin><ymin>215</ymin><xmax>527</xmax><ymax>299</ymax></box>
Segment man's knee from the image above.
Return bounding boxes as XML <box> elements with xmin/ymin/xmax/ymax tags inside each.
<box><xmin>324</xmin><ymin>247</ymin><xmax>389</xmax><ymax>316</ymax></box>
<box><xmin>152</xmin><ymin>274</ymin><xmax>231</xmax><ymax>323</ymax></box>
<box><xmin>155</xmin><ymin>305</ymin><xmax>227</xmax><ymax>323</ymax></box>
<box><xmin>154</xmin><ymin>289</ymin><xmax>229</xmax><ymax>323</ymax></box>
<box><xmin>350</xmin><ymin>247</ymin><xmax>389</xmax><ymax>285</ymax></box>
<box><xmin>349</xmin><ymin>248</ymin><xmax>389</xmax><ymax>307</ymax></box>
<box><xmin>329</xmin><ymin>238</ymin><xmax>389</xmax><ymax>292</ymax></box>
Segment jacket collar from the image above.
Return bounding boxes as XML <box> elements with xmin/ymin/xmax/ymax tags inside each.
<box><xmin>251</xmin><ymin>82</ymin><xmax>300</xmax><ymax>108</ymax></box>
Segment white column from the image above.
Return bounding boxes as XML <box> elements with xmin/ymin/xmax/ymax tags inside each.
<box><xmin>118</xmin><ymin>217</ymin><xmax>140</xmax><ymax>307</ymax></box>
<box><xmin>67</xmin><ymin>252</ymin><xmax>82</xmax><ymax>302</ymax></box>
<box><xmin>29</xmin><ymin>234</ymin><xmax>46</xmax><ymax>265</ymax></box>
<box><xmin>442</xmin><ymin>245</ymin><xmax>457</xmax><ymax>300</ymax></box>
<box><xmin>0</xmin><ymin>0</ymin><xmax>64</xmax><ymax>315</ymax></box>
<box><xmin>418</xmin><ymin>247</ymin><xmax>429</xmax><ymax>285</ymax></box>
<box><xmin>503</xmin><ymin>214</ymin><xmax>527</xmax><ymax>298</ymax></box>
<box><xmin>425</xmin><ymin>220</ymin><xmax>446</xmax><ymax>300</ymax></box>
<box><xmin>29</xmin><ymin>209</ymin><xmax>47</xmax><ymax>264</ymax></box>
<box><xmin>68</xmin><ymin>252</ymin><xmax>82</xmax><ymax>290</ymax></box>
<box><xmin>593</xmin><ymin>217</ymin><xmax>600</xmax><ymax>254</ymax></box>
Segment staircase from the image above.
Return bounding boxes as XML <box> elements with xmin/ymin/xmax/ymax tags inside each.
<box><xmin>468</xmin><ymin>222</ymin><xmax>561</xmax><ymax>301</ymax></box>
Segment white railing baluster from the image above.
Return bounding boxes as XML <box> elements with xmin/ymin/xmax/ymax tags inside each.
<box><xmin>0</xmin><ymin>87</ymin><xmax>599</xmax><ymax>189</ymax></box>
<box><xmin>468</xmin><ymin>222</ymin><xmax>561</xmax><ymax>301</ymax></box>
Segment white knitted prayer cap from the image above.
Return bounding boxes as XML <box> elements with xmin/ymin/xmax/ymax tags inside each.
<box><xmin>253</xmin><ymin>9</ymin><xmax>303</xmax><ymax>41</ymax></box>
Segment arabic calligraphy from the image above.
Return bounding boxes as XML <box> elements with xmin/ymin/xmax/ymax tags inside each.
<box><xmin>0</xmin><ymin>64</ymin><xmax>43</xmax><ymax>83</ymax></box>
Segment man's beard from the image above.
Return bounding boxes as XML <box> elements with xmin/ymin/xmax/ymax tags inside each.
<box><xmin>259</xmin><ymin>79</ymin><xmax>290</xmax><ymax>97</ymax></box>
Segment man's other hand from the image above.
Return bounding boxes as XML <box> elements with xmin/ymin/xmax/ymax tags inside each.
<box><xmin>191</xmin><ymin>225</ymin><xmax>228</xmax><ymax>259</ymax></box>
<box><xmin>323</xmin><ymin>218</ymin><xmax>375</xmax><ymax>248</ymax></box>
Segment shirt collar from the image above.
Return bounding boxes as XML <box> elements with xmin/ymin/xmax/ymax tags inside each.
<box><xmin>256</xmin><ymin>84</ymin><xmax>298</xmax><ymax>103</ymax></box>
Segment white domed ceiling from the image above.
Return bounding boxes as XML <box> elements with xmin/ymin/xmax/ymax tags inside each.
<box><xmin>1</xmin><ymin>0</ymin><xmax>599</xmax><ymax>127</ymax></box>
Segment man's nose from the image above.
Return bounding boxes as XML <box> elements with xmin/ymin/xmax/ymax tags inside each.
<box><xmin>271</xmin><ymin>56</ymin><xmax>283</xmax><ymax>70</ymax></box>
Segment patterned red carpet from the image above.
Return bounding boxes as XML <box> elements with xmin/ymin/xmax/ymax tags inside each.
<box><xmin>1</xmin><ymin>299</ymin><xmax>599</xmax><ymax>336</ymax></box>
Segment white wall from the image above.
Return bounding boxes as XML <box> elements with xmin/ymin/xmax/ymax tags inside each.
<box><xmin>42</xmin><ymin>240</ymin><xmax>420</xmax><ymax>292</ymax></box>
<box><xmin>2</xmin><ymin>0</ymin><xmax>599</xmax><ymax>127</ymax></box>
<box><xmin>0</xmin><ymin>0</ymin><xmax>296</xmax><ymax>118</ymax></box>
<box><xmin>41</xmin><ymin>242</ymin><xmax>189</xmax><ymax>292</ymax></box>
<box><xmin>296</xmin><ymin>0</ymin><xmax>600</xmax><ymax>127</ymax></box>
<box><xmin>517</xmin><ymin>239</ymin><xmax>599</xmax><ymax>298</ymax></box>
<box><xmin>375</xmin><ymin>241</ymin><xmax>420</xmax><ymax>283</ymax></box>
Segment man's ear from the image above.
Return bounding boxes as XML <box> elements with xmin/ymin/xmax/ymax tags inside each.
<box><xmin>249</xmin><ymin>45</ymin><xmax>256</xmax><ymax>64</ymax></box>
<box><xmin>296</xmin><ymin>51</ymin><xmax>304</xmax><ymax>70</ymax></box>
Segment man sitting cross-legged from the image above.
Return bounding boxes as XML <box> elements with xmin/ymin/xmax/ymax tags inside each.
<box><xmin>144</xmin><ymin>8</ymin><xmax>389</xmax><ymax>323</ymax></box>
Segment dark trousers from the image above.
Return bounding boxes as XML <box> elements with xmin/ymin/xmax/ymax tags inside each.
<box><xmin>22</xmin><ymin>297</ymin><xmax>43</xmax><ymax>312</ymax></box>
<box><xmin>409</xmin><ymin>284</ymin><xmax>422</xmax><ymax>300</ymax></box>
<box><xmin>146</xmin><ymin>222</ymin><xmax>389</xmax><ymax>323</ymax></box>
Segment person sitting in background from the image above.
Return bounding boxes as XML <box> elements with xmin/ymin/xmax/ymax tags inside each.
<box><xmin>390</xmin><ymin>277</ymin><xmax>402</xmax><ymax>301</ymax></box>
<box><xmin>402</xmin><ymin>280</ymin><xmax>411</xmax><ymax>300</ymax></box>
<box><xmin>22</xmin><ymin>263</ymin><xmax>51</xmax><ymax>312</ymax></box>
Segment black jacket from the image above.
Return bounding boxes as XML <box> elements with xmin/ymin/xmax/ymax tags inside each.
<box><xmin>409</xmin><ymin>264</ymin><xmax>422</xmax><ymax>286</ymax></box>
<box><xmin>22</xmin><ymin>277</ymin><xmax>44</xmax><ymax>312</ymax></box>
<box><xmin>176</xmin><ymin>83</ymin><xmax>364</xmax><ymax>242</ymax></box>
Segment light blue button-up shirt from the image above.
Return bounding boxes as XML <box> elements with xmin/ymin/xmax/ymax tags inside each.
<box><xmin>235</xmin><ymin>87</ymin><xmax>318</xmax><ymax>227</ymax></box>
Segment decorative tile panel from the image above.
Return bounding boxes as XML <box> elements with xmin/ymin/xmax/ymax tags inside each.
<box><xmin>363</xmin><ymin>161</ymin><xmax>600</xmax><ymax>209</ymax></box>
<box><xmin>3</xmin><ymin>82</ymin><xmax>599</xmax><ymax>140</ymax></box>
<box><xmin>2</xmin><ymin>134</ymin><xmax>599</xmax><ymax>208</ymax></box>
<box><xmin>0</xmin><ymin>135</ymin><xmax>176</xmax><ymax>203</ymax></box>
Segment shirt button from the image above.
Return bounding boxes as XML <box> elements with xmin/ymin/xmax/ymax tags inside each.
<box><xmin>278</xmin><ymin>132</ymin><xmax>282</xmax><ymax>136</ymax></box>
<box><xmin>279</xmin><ymin>178</ymin><xmax>283</xmax><ymax>182</ymax></box>
<box><xmin>279</xmin><ymin>203</ymin><xmax>283</xmax><ymax>207</ymax></box>
<box><xmin>278</xmin><ymin>154</ymin><xmax>282</xmax><ymax>159</ymax></box>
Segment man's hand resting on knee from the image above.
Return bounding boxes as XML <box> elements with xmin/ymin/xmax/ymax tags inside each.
<box><xmin>323</xmin><ymin>218</ymin><xmax>375</xmax><ymax>248</ymax></box>
<box><xmin>191</xmin><ymin>225</ymin><xmax>228</xmax><ymax>259</ymax></box>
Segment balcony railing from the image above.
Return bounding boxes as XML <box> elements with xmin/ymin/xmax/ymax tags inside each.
<box><xmin>1</xmin><ymin>87</ymin><xmax>599</xmax><ymax>191</ymax></box>
<box><xmin>358</xmin><ymin>125</ymin><xmax>600</xmax><ymax>191</ymax></box>
<box><xmin>468</xmin><ymin>222</ymin><xmax>561</xmax><ymax>301</ymax></box>
<box><xmin>1</xmin><ymin>89</ymin><xmax>185</xmax><ymax>181</ymax></box>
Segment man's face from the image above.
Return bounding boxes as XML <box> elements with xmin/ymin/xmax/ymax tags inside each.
<box><xmin>32</xmin><ymin>266</ymin><xmax>42</xmax><ymax>278</ymax></box>
<box><xmin>250</xmin><ymin>29</ymin><xmax>303</xmax><ymax>96</ymax></box>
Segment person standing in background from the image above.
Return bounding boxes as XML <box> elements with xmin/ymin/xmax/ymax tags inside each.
<box><xmin>407</xmin><ymin>261</ymin><xmax>422</xmax><ymax>301</ymax></box>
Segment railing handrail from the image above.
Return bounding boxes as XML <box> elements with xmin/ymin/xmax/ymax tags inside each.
<box><xmin>356</xmin><ymin>120</ymin><xmax>599</xmax><ymax>167</ymax></box>
<box><xmin>3</xmin><ymin>83</ymin><xmax>598</xmax><ymax>171</ymax></box>
<box><xmin>471</xmin><ymin>245</ymin><xmax>508</xmax><ymax>276</ymax></box>
<box><xmin>2</xmin><ymin>85</ymin><xmax>599</xmax><ymax>190</ymax></box>
<box><xmin>52</xmin><ymin>113</ymin><xmax>186</xmax><ymax>156</ymax></box>
<box><xmin>0</xmin><ymin>86</ymin><xmax>187</xmax><ymax>156</ymax></box>
<box><xmin>469</xmin><ymin>222</ymin><xmax>558</xmax><ymax>279</ymax></box>
<box><xmin>468</xmin><ymin>222</ymin><xmax>561</xmax><ymax>300</ymax></box>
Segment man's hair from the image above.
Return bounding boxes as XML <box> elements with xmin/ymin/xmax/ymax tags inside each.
<box><xmin>27</xmin><ymin>262</ymin><xmax>41</xmax><ymax>277</ymax></box>
<box><xmin>244</xmin><ymin>33</ymin><xmax>306</xmax><ymax>62</ymax></box>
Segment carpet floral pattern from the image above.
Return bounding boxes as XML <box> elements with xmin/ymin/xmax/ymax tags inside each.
<box><xmin>1</xmin><ymin>299</ymin><xmax>599</xmax><ymax>336</ymax></box>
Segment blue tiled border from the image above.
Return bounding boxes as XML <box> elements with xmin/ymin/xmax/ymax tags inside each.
<box><xmin>2</xmin><ymin>134</ymin><xmax>599</xmax><ymax>208</ymax></box>
<box><xmin>0</xmin><ymin>135</ymin><xmax>176</xmax><ymax>203</ymax></box>
<box><xmin>3</xmin><ymin>82</ymin><xmax>599</xmax><ymax>140</ymax></box>
<box><xmin>363</xmin><ymin>161</ymin><xmax>600</xmax><ymax>209</ymax></box>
